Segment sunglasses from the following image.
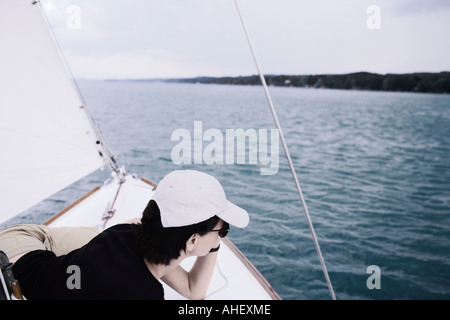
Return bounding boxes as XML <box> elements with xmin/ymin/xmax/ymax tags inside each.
<box><xmin>209</xmin><ymin>228</ymin><xmax>229</xmax><ymax>238</ymax></box>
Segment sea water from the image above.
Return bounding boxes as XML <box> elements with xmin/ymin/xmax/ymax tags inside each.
<box><xmin>4</xmin><ymin>81</ymin><xmax>450</xmax><ymax>300</ymax></box>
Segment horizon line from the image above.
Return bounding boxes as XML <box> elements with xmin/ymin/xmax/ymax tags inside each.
<box><xmin>75</xmin><ymin>70</ymin><xmax>450</xmax><ymax>82</ymax></box>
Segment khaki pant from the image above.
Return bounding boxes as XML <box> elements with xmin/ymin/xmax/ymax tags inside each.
<box><xmin>0</xmin><ymin>224</ymin><xmax>99</xmax><ymax>260</ymax></box>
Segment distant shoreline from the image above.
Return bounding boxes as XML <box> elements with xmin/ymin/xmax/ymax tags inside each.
<box><xmin>113</xmin><ymin>72</ymin><xmax>450</xmax><ymax>94</ymax></box>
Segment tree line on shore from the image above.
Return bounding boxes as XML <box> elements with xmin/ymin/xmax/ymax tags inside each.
<box><xmin>164</xmin><ymin>72</ymin><xmax>450</xmax><ymax>94</ymax></box>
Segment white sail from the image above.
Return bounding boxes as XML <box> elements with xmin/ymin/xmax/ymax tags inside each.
<box><xmin>0</xmin><ymin>0</ymin><xmax>110</xmax><ymax>223</ymax></box>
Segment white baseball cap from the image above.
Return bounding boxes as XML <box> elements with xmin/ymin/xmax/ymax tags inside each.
<box><xmin>151</xmin><ymin>170</ymin><xmax>249</xmax><ymax>228</ymax></box>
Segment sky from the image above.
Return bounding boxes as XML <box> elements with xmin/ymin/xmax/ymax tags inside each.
<box><xmin>40</xmin><ymin>0</ymin><xmax>450</xmax><ymax>79</ymax></box>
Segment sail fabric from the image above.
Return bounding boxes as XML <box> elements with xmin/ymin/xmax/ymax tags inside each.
<box><xmin>0</xmin><ymin>0</ymin><xmax>106</xmax><ymax>223</ymax></box>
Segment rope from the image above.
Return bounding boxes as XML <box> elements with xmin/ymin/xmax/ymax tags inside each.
<box><xmin>101</xmin><ymin>168</ymin><xmax>127</xmax><ymax>230</ymax></box>
<box><xmin>233</xmin><ymin>0</ymin><xmax>336</xmax><ymax>300</ymax></box>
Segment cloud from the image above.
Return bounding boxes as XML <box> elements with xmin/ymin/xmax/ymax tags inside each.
<box><xmin>391</xmin><ymin>0</ymin><xmax>450</xmax><ymax>16</ymax></box>
<box><xmin>41</xmin><ymin>0</ymin><xmax>450</xmax><ymax>78</ymax></box>
<box><xmin>65</xmin><ymin>47</ymin><xmax>252</xmax><ymax>79</ymax></box>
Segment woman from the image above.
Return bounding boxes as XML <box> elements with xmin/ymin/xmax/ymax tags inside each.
<box><xmin>0</xmin><ymin>170</ymin><xmax>249</xmax><ymax>299</ymax></box>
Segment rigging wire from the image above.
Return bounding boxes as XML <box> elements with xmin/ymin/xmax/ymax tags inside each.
<box><xmin>233</xmin><ymin>0</ymin><xmax>336</xmax><ymax>300</ymax></box>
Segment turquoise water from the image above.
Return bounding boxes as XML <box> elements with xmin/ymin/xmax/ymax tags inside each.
<box><xmin>5</xmin><ymin>81</ymin><xmax>450</xmax><ymax>299</ymax></box>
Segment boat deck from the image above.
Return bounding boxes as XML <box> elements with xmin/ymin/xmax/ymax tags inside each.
<box><xmin>44</xmin><ymin>174</ymin><xmax>280</xmax><ymax>300</ymax></box>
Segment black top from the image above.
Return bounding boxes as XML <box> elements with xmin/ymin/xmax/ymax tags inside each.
<box><xmin>12</xmin><ymin>224</ymin><xmax>164</xmax><ymax>300</ymax></box>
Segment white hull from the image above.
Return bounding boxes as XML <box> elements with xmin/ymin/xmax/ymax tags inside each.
<box><xmin>44</xmin><ymin>173</ymin><xmax>280</xmax><ymax>300</ymax></box>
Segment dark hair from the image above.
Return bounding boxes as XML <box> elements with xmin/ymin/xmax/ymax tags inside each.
<box><xmin>133</xmin><ymin>200</ymin><xmax>227</xmax><ymax>265</ymax></box>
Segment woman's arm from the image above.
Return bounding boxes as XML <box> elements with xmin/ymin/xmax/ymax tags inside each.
<box><xmin>161</xmin><ymin>248</ymin><xmax>219</xmax><ymax>300</ymax></box>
